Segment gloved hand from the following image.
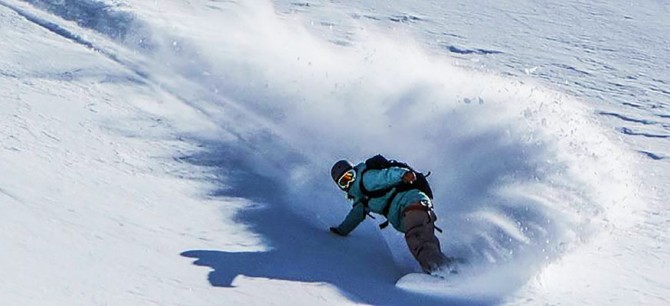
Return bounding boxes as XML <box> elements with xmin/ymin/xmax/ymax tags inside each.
<box><xmin>402</xmin><ymin>170</ymin><xmax>417</xmax><ymax>184</ymax></box>
<box><xmin>329</xmin><ymin>227</ymin><xmax>346</xmax><ymax>236</ymax></box>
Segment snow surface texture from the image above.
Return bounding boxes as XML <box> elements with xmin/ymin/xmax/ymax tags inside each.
<box><xmin>1</xmin><ymin>0</ymin><xmax>667</xmax><ymax>305</ymax></box>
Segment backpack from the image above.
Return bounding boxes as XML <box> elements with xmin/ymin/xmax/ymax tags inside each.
<box><xmin>362</xmin><ymin>154</ymin><xmax>434</xmax><ymax>199</ymax></box>
<box><xmin>356</xmin><ymin>154</ymin><xmax>434</xmax><ymax>229</ymax></box>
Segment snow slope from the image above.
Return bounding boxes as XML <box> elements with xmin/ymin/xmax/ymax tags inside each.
<box><xmin>1</xmin><ymin>0</ymin><xmax>667</xmax><ymax>305</ymax></box>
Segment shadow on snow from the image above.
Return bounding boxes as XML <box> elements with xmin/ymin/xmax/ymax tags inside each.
<box><xmin>178</xmin><ymin>138</ymin><xmax>483</xmax><ymax>305</ymax></box>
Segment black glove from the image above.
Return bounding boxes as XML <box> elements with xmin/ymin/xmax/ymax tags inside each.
<box><xmin>329</xmin><ymin>227</ymin><xmax>346</xmax><ymax>236</ymax></box>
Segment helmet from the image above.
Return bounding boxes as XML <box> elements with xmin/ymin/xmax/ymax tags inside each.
<box><xmin>331</xmin><ymin>160</ymin><xmax>354</xmax><ymax>183</ymax></box>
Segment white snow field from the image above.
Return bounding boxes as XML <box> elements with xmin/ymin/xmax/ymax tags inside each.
<box><xmin>1</xmin><ymin>0</ymin><xmax>667</xmax><ymax>305</ymax></box>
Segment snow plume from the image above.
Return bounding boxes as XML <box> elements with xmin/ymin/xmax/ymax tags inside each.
<box><xmin>122</xmin><ymin>0</ymin><xmax>642</xmax><ymax>299</ymax></box>
<box><xmin>12</xmin><ymin>0</ymin><xmax>643</xmax><ymax>302</ymax></box>
<box><xmin>133</xmin><ymin>2</ymin><xmax>643</xmax><ymax>300</ymax></box>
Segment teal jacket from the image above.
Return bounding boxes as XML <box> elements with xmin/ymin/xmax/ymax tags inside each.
<box><xmin>334</xmin><ymin>162</ymin><xmax>430</xmax><ymax>234</ymax></box>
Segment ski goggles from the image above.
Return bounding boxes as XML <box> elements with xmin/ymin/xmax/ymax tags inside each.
<box><xmin>337</xmin><ymin>169</ymin><xmax>356</xmax><ymax>190</ymax></box>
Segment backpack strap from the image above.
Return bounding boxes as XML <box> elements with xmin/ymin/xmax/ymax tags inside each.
<box><xmin>358</xmin><ymin>168</ymin><xmax>404</xmax><ymax>229</ymax></box>
<box><xmin>377</xmin><ymin>188</ymin><xmax>404</xmax><ymax>229</ymax></box>
<box><xmin>358</xmin><ymin>167</ymin><xmax>395</xmax><ymax>198</ymax></box>
<box><xmin>357</xmin><ymin>162</ymin><xmax>434</xmax><ymax>230</ymax></box>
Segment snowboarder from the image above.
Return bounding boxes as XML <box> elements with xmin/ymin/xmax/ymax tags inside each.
<box><xmin>329</xmin><ymin>156</ymin><xmax>449</xmax><ymax>274</ymax></box>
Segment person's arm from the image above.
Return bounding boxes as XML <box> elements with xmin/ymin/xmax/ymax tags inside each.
<box><xmin>330</xmin><ymin>201</ymin><xmax>366</xmax><ymax>236</ymax></box>
<box><xmin>361</xmin><ymin>167</ymin><xmax>415</xmax><ymax>191</ymax></box>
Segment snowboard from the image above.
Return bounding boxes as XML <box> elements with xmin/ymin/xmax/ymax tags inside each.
<box><xmin>395</xmin><ymin>259</ymin><xmax>509</xmax><ymax>300</ymax></box>
<box><xmin>396</xmin><ymin>272</ymin><xmax>459</xmax><ymax>294</ymax></box>
<box><xmin>395</xmin><ymin>257</ymin><xmax>467</xmax><ymax>295</ymax></box>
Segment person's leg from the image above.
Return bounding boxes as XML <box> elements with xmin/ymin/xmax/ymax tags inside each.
<box><xmin>403</xmin><ymin>208</ymin><xmax>445</xmax><ymax>273</ymax></box>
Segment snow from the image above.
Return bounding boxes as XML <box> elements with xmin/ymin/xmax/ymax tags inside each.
<box><xmin>1</xmin><ymin>0</ymin><xmax>668</xmax><ymax>305</ymax></box>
